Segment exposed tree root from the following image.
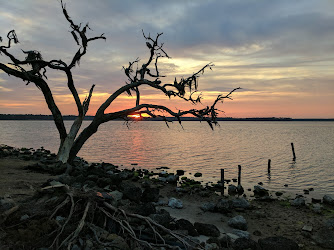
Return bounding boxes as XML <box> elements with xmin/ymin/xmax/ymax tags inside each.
<box><xmin>1</xmin><ymin>185</ymin><xmax>203</xmax><ymax>249</ymax></box>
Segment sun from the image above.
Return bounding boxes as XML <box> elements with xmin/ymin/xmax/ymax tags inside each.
<box><xmin>127</xmin><ymin>113</ymin><xmax>151</xmax><ymax>119</ymax></box>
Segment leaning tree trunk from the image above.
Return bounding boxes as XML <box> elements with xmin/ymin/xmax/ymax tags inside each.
<box><xmin>57</xmin><ymin>117</ymin><xmax>86</xmax><ymax>163</ymax></box>
<box><xmin>66</xmin><ymin>119</ymin><xmax>100</xmax><ymax>164</ymax></box>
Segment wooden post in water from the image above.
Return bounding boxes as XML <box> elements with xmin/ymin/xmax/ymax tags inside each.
<box><xmin>220</xmin><ymin>169</ymin><xmax>224</xmax><ymax>193</ymax></box>
<box><xmin>291</xmin><ymin>143</ymin><xmax>296</xmax><ymax>161</ymax></box>
<box><xmin>238</xmin><ymin>165</ymin><xmax>242</xmax><ymax>186</ymax></box>
<box><xmin>268</xmin><ymin>159</ymin><xmax>271</xmax><ymax>173</ymax></box>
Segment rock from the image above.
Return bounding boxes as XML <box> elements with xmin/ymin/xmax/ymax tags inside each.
<box><xmin>323</xmin><ymin>195</ymin><xmax>334</xmax><ymax>205</ymax></box>
<box><xmin>149</xmin><ymin>209</ymin><xmax>172</xmax><ymax>227</ymax></box>
<box><xmin>136</xmin><ymin>202</ymin><xmax>156</xmax><ymax>216</ymax></box>
<box><xmin>121</xmin><ymin>182</ymin><xmax>142</xmax><ymax>202</ymax></box>
<box><xmin>141</xmin><ymin>187</ymin><xmax>159</xmax><ymax>202</ymax></box>
<box><xmin>303</xmin><ymin>189</ymin><xmax>310</xmax><ymax>194</ymax></box>
<box><xmin>290</xmin><ymin>197</ymin><xmax>305</xmax><ymax>207</ymax></box>
<box><xmin>258</xmin><ymin>236</ymin><xmax>299</xmax><ymax>250</ymax></box>
<box><xmin>110</xmin><ymin>190</ymin><xmax>123</xmax><ymax>201</ymax></box>
<box><xmin>166</xmin><ymin>174</ymin><xmax>179</xmax><ymax>183</ymax></box>
<box><xmin>237</xmin><ymin>185</ymin><xmax>244</xmax><ymax>195</ymax></box>
<box><xmin>228</xmin><ymin>185</ymin><xmax>238</xmax><ymax>195</ymax></box>
<box><xmin>311</xmin><ymin>198</ymin><xmax>322</xmax><ymax>203</ymax></box>
<box><xmin>312</xmin><ymin>203</ymin><xmax>322</xmax><ymax>214</ymax></box>
<box><xmin>0</xmin><ymin>197</ymin><xmax>15</xmax><ymax>211</ymax></box>
<box><xmin>194</xmin><ymin>222</ymin><xmax>220</xmax><ymax>237</ymax></box>
<box><xmin>176</xmin><ymin>219</ymin><xmax>198</xmax><ymax>236</ymax></box>
<box><xmin>200</xmin><ymin>202</ymin><xmax>216</xmax><ymax>212</ymax></box>
<box><xmin>215</xmin><ymin>199</ymin><xmax>232</xmax><ymax>213</ymax></box>
<box><xmin>325</xmin><ymin>218</ymin><xmax>334</xmax><ymax>229</ymax></box>
<box><xmin>194</xmin><ymin>172</ymin><xmax>202</xmax><ymax>177</ymax></box>
<box><xmin>302</xmin><ymin>225</ymin><xmax>313</xmax><ymax>232</ymax></box>
<box><xmin>253</xmin><ymin>185</ymin><xmax>269</xmax><ymax>197</ymax></box>
<box><xmin>231</xmin><ymin>229</ymin><xmax>250</xmax><ymax>239</ymax></box>
<box><xmin>168</xmin><ymin>197</ymin><xmax>183</xmax><ymax>209</ymax></box>
<box><xmin>176</xmin><ymin>170</ymin><xmax>185</xmax><ymax>176</ymax></box>
<box><xmin>232</xmin><ymin>237</ymin><xmax>258</xmax><ymax>250</ymax></box>
<box><xmin>105</xmin><ymin>234</ymin><xmax>130</xmax><ymax>250</ymax></box>
<box><xmin>275</xmin><ymin>191</ymin><xmax>283</xmax><ymax>196</ymax></box>
<box><xmin>228</xmin><ymin>215</ymin><xmax>248</xmax><ymax>231</ymax></box>
<box><xmin>219</xmin><ymin>234</ymin><xmax>232</xmax><ymax>247</ymax></box>
<box><xmin>20</xmin><ymin>214</ymin><xmax>29</xmax><ymax>221</ymax></box>
<box><xmin>232</xmin><ymin>198</ymin><xmax>250</xmax><ymax>209</ymax></box>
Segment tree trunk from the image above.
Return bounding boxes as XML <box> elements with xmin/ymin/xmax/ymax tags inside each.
<box><xmin>57</xmin><ymin>116</ymin><xmax>85</xmax><ymax>163</ymax></box>
<box><xmin>68</xmin><ymin>120</ymin><xmax>100</xmax><ymax>164</ymax></box>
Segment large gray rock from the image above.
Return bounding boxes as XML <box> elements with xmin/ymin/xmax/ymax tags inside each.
<box><xmin>228</xmin><ymin>185</ymin><xmax>238</xmax><ymax>195</ymax></box>
<box><xmin>166</xmin><ymin>174</ymin><xmax>179</xmax><ymax>183</ymax></box>
<box><xmin>149</xmin><ymin>209</ymin><xmax>172</xmax><ymax>227</ymax></box>
<box><xmin>110</xmin><ymin>190</ymin><xmax>123</xmax><ymax>201</ymax></box>
<box><xmin>232</xmin><ymin>198</ymin><xmax>250</xmax><ymax>209</ymax></box>
<box><xmin>176</xmin><ymin>219</ymin><xmax>198</xmax><ymax>236</ymax></box>
<box><xmin>194</xmin><ymin>222</ymin><xmax>220</xmax><ymax>237</ymax></box>
<box><xmin>215</xmin><ymin>199</ymin><xmax>232</xmax><ymax>213</ymax></box>
<box><xmin>231</xmin><ymin>229</ymin><xmax>250</xmax><ymax>239</ymax></box>
<box><xmin>200</xmin><ymin>202</ymin><xmax>216</xmax><ymax>212</ymax></box>
<box><xmin>228</xmin><ymin>215</ymin><xmax>248</xmax><ymax>230</ymax></box>
<box><xmin>323</xmin><ymin>195</ymin><xmax>334</xmax><ymax>205</ymax></box>
<box><xmin>258</xmin><ymin>236</ymin><xmax>299</xmax><ymax>250</ymax></box>
<box><xmin>290</xmin><ymin>197</ymin><xmax>305</xmax><ymax>207</ymax></box>
<box><xmin>168</xmin><ymin>197</ymin><xmax>183</xmax><ymax>209</ymax></box>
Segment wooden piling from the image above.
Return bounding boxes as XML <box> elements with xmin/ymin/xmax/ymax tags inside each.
<box><xmin>268</xmin><ymin>159</ymin><xmax>271</xmax><ymax>173</ymax></box>
<box><xmin>238</xmin><ymin>165</ymin><xmax>242</xmax><ymax>186</ymax></box>
<box><xmin>220</xmin><ymin>169</ymin><xmax>224</xmax><ymax>193</ymax></box>
<box><xmin>291</xmin><ymin>142</ymin><xmax>296</xmax><ymax>161</ymax></box>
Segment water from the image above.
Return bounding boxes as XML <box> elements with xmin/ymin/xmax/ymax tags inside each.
<box><xmin>1</xmin><ymin>120</ymin><xmax>333</xmax><ymax>196</ymax></box>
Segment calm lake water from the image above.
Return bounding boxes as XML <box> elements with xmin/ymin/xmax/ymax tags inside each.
<box><xmin>1</xmin><ymin>120</ymin><xmax>333</xmax><ymax>196</ymax></box>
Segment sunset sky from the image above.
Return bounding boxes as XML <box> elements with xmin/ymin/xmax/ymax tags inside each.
<box><xmin>1</xmin><ymin>0</ymin><xmax>334</xmax><ymax>118</ymax></box>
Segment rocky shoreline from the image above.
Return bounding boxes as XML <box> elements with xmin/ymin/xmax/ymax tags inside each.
<box><xmin>1</xmin><ymin>145</ymin><xmax>334</xmax><ymax>249</ymax></box>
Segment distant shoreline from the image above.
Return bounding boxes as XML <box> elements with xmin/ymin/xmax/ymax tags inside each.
<box><xmin>0</xmin><ymin>114</ymin><xmax>333</xmax><ymax>121</ymax></box>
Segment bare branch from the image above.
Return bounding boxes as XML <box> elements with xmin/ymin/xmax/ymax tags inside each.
<box><xmin>60</xmin><ymin>0</ymin><xmax>106</xmax><ymax>69</ymax></box>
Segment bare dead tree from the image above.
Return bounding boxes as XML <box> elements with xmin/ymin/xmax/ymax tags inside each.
<box><xmin>0</xmin><ymin>1</ymin><xmax>239</xmax><ymax>166</ymax></box>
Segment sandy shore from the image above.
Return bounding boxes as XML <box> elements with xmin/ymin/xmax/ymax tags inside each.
<box><xmin>1</xmin><ymin>146</ymin><xmax>334</xmax><ymax>249</ymax></box>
